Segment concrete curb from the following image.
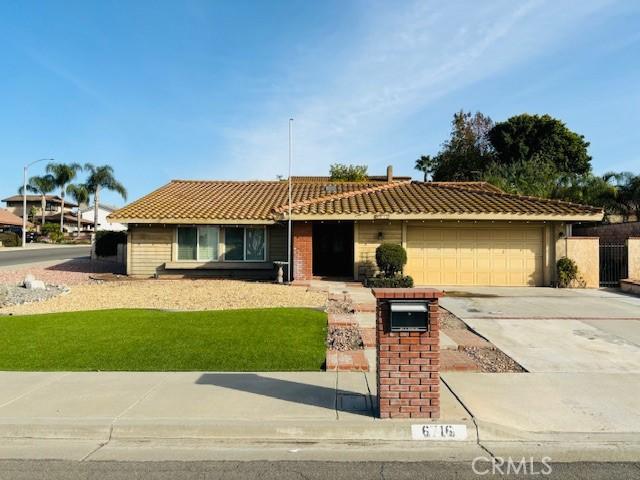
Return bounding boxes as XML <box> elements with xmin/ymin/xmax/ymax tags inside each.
<box><xmin>0</xmin><ymin>418</ymin><xmax>478</xmax><ymax>443</ymax></box>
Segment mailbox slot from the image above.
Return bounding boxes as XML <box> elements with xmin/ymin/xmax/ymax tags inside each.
<box><xmin>389</xmin><ymin>301</ymin><xmax>429</xmax><ymax>332</ymax></box>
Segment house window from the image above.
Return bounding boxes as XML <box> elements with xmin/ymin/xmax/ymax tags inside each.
<box><xmin>177</xmin><ymin>226</ymin><xmax>219</xmax><ymax>261</ymax></box>
<box><xmin>224</xmin><ymin>226</ymin><xmax>266</xmax><ymax>261</ymax></box>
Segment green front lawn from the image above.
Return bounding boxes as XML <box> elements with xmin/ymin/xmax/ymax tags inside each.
<box><xmin>0</xmin><ymin>308</ymin><xmax>327</xmax><ymax>371</ymax></box>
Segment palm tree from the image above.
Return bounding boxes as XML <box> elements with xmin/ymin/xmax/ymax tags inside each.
<box><xmin>66</xmin><ymin>184</ymin><xmax>90</xmax><ymax>236</ymax></box>
<box><xmin>46</xmin><ymin>162</ymin><xmax>83</xmax><ymax>232</ymax></box>
<box><xmin>414</xmin><ymin>155</ymin><xmax>437</xmax><ymax>182</ymax></box>
<box><xmin>18</xmin><ymin>174</ymin><xmax>56</xmax><ymax>231</ymax></box>
<box><xmin>84</xmin><ymin>164</ymin><xmax>127</xmax><ymax>230</ymax></box>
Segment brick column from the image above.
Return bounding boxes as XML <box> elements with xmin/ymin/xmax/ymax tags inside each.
<box><xmin>372</xmin><ymin>288</ymin><xmax>443</xmax><ymax>419</ymax></box>
<box><xmin>293</xmin><ymin>222</ymin><xmax>313</xmax><ymax>282</ymax></box>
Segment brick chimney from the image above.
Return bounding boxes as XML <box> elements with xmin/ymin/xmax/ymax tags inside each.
<box><xmin>386</xmin><ymin>165</ymin><xmax>393</xmax><ymax>182</ymax></box>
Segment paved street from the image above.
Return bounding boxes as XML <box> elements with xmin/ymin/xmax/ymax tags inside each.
<box><xmin>1</xmin><ymin>460</ymin><xmax>638</xmax><ymax>479</ymax></box>
<box><xmin>0</xmin><ymin>245</ymin><xmax>90</xmax><ymax>268</ymax></box>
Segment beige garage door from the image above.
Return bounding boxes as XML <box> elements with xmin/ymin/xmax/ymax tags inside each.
<box><xmin>406</xmin><ymin>226</ymin><xmax>544</xmax><ymax>286</ymax></box>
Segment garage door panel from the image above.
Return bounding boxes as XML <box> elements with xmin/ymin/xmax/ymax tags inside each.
<box><xmin>405</xmin><ymin>226</ymin><xmax>544</xmax><ymax>287</ymax></box>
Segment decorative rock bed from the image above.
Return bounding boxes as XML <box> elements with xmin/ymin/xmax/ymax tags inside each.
<box><xmin>326</xmin><ymin>326</ymin><xmax>364</xmax><ymax>351</ymax></box>
<box><xmin>0</xmin><ymin>283</ymin><xmax>69</xmax><ymax>309</ymax></box>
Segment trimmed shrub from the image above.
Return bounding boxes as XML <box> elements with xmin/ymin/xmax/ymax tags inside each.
<box><xmin>364</xmin><ymin>275</ymin><xmax>414</xmax><ymax>288</ymax></box>
<box><xmin>0</xmin><ymin>232</ymin><xmax>21</xmax><ymax>247</ymax></box>
<box><xmin>41</xmin><ymin>223</ymin><xmax>64</xmax><ymax>243</ymax></box>
<box><xmin>557</xmin><ymin>257</ymin><xmax>579</xmax><ymax>288</ymax></box>
<box><xmin>95</xmin><ymin>231</ymin><xmax>126</xmax><ymax>257</ymax></box>
<box><xmin>375</xmin><ymin>243</ymin><xmax>407</xmax><ymax>277</ymax></box>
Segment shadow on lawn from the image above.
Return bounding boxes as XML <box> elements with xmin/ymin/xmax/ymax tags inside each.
<box><xmin>196</xmin><ymin>373</ymin><xmax>375</xmax><ymax>417</ymax></box>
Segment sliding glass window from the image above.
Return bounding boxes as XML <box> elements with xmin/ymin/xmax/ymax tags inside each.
<box><xmin>177</xmin><ymin>226</ymin><xmax>219</xmax><ymax>261</ymax></box>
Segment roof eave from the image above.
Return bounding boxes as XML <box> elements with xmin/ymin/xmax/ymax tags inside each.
<box><xmin>279</xmin><ymin>212</ymin><xmax>604</xmax><ymax>222</ymax></box>
<box><xmin>108</xmin><ymin>217</ymin><xmax>276</xmax><ymax>225</ymax></box>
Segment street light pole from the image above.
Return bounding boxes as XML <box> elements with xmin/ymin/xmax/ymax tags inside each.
<box><xmin>22</xmin><ymin>158</ymin><xmax>53</xmax><ymax>248</ymax></box>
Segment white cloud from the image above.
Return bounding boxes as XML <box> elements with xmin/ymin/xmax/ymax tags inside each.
<box><xmin>222</xmin><ymin>0</ymin><xmax>617</xmax><ymax>180</ymax></box>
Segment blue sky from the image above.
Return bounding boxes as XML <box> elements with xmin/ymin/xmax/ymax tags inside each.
<box><xmin>1</xmin><ymin>0</ymin><xmax>639</xmax><ymax>207</ymax></box>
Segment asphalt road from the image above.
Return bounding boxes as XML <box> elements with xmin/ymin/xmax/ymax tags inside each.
<box><xmin>0</xmin><ymin>246</ymin><xmax>91</xmax><ymax>267</ymax></box>
<box><xmin>0</xmin><ymin>461</ymin><xmax>638</xmax><ymax>479</ymax></box>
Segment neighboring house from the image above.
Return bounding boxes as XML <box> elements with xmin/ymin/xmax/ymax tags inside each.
<box><xmin>80</xmin><ymin>204</ymin><xmax>126</xmax><ymax>232</ymax></box>
<box><xmin>108</xmin><ymin>168</ymin><xmax>603</xmax><ymax>286</ymax></box>
<box><xmin>0</xmin><ymin>208</ymin><xmax>31</xmax><ymax>228</ymax></box>
<box><xmin>2</xmin><ymin>195</ymin><xmax>92</xmax><ymax>233</ymax></box>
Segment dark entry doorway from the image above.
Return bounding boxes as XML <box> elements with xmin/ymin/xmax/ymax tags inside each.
<box><xmin>312</xmin><ymin>222</ymin><xmax>354</xmax><ymax>278</ymax></box>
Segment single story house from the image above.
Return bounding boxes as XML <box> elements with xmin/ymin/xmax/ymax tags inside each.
<box><xmin>108</xmin><ymin>168</ymin><xmax>603</xmax><ymax>286</ymax></box>
<box><xmin>0</xmin><ymin>208</ymin><xmax>31</xmax><ymax>228</ymax></box>
<box><xmin>80</xmin><ymin>204</ymin><xmax>127</xmax><ymax>232</ymax></box>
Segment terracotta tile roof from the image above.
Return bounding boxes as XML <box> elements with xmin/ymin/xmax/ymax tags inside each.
<box><xmin>0</xmin><ymin>208</ymin><xmax>29</xmax><ymax>227</ymax></box>
<box><xmin>290</xmin><ymin>175</ymin><xmax>412</xmax><ymax>182</ymax></box>
<box><xmin>284</xmin><ymin>182</ymin><xmax>602</xmax><ymax>218</ymax></box>
<box><xmin>109</xmin><ymin>179</ymin><xmax>603</xmax><ymax>223</ymax></box>
<box><xmin>429</xmin><ymin>181</ymin><xmax>505</xmax><ymax>193</ymax></box>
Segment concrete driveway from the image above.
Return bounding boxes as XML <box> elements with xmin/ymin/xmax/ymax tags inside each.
<box><xmin>440</xmin><ymin>287</ymin><xmax>640</xmax><ymax>372</ymax></box>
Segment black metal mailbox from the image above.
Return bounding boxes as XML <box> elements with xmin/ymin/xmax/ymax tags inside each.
<box><xmin>389</xmin><ymin>301</ymin><xmax>429</xmax><ymax>332</ymax></box>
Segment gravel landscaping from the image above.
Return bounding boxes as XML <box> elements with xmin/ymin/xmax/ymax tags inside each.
<box><xmin>0</xmin><ymin>279</ymin><xmax>327</xmax><ymax>315</ymax></box>
<box><xmin>0</xmin><ymin>258</ymin><xmax>115</xmax><ymax>286</ymax></box>
<box><xmin>0</xmin><ymin>284</ymin><xmax>69</xmax><ymax>308</ymax></box>
<box><xmin>326</xmin><ymin>326</ymin><xmax>364</xmax><ymax>351</ymax></box>
<box><xmin>462</xmin><ymin>347</ymin><xmax>525</xmax><ymax>373</ymax></box>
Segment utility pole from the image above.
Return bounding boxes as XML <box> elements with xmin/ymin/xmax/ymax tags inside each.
<box><xmin>22</xmin><ymin>158</ymin><xmax>53</xmax><ymax>248</ymax></box>
<box><xmin>287</xmin><ymin>118</ymin><xmax>293</xmax><ymax>283</ymax></box>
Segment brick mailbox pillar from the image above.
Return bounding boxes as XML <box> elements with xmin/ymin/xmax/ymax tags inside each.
<box><xmin>372</xmin><ymin>288</ymin><xmax>443</xmax><ymax>419</ymax></box>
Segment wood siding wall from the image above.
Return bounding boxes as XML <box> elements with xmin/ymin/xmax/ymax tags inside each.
<box><xmin>268</xmin><ymin>224</ymin><xmax>287</xmax><ymax>261</ymax></box>
<box><xmin>128</xmin><ymin>226</ymin><xmax>173</xmax><ymax>276</ymax></box>
<box><xmin>128</xmin><ymin>224</ymin><xmax>288</xmax><ymax>277</ymax></box>
<box><xmin>355</xmin><ymin>221</ymin><xmax>402</xmax><ymax>279</ymax></box>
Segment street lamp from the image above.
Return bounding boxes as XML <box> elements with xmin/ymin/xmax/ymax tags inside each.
<box><xmin>22</xmin><ymin>158</ymin><xmax>54</xmax><ymax>248</ymax></box>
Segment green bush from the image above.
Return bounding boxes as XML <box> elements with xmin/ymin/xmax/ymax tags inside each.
<box><xmin>95</xmin><ymin>231</ymin><xmax>126</xmax><ymax>257</ymax></box>
<box><xmin>375</xmin><ymin>243</ymin><xmax>407</xmax><ymax>277</ymax></box>
<box><xmin>41</xmin><ymin>223</ymin><xmax>64</xmax><ymax>243</ymax></box>
<box><xmin>329</xmin><ymin>163</ymin><xmax>368</xmax><ymax>181</ymax></box>
<box><xmin>0</xmin><ymin>232</ymin><xmax>21</xmax><ymax>247</ymax></box>
<box><xmin>364</xmin><ymin>275</ymin><xmax>414</xmax><ymax>288</ymax></box>
<box><xmin>557</xmin><ymin>257</ymin><xmax>579</xmax><ymax>288</ymax></box>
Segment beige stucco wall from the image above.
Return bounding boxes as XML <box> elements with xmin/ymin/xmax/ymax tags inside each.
<box><xmin>556</xmin><ymin>236</ymin><xmax>599</xmax><ymax>288</ymax></box>
<box><xmin>354</xmin><ymin>220</ymin><xmax>403</xmax><ymax>279</ymax></box>
<box><xmin>628</xmin><ymin>238</ymin><xmax>640</xmax><ymax>280</ymax></box>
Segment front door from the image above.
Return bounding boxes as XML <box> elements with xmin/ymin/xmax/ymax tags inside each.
<box><xmin>312</xmin><ymin>222</ymin><xmax>354</xmax><ymax>277</ymax></box>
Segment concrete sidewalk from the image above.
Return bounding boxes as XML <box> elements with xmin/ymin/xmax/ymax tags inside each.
<box><xmin>0</xmin><ymin>371</ymin><xmax>472</xmax><ymax>441</ymax></box>
<box><xmin>1</xmin><ymin>371</ymin><xmax>639</xmax><ymax>462</ymax></box>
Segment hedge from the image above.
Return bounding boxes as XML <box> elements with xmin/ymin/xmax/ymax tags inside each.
<box><xmin>364</xmin><ymin>275</ymin><xmax>414</xmax><ymax>288</ymax></box>
<box><xmin>0</xmin><ymin>232</ymin><xmax>21</xmax><ymax>247</ymax></box>
<box><xmin>95</xmin><ymin>231</ymin><xmax>127</xmax><ymax>257</ymax></box>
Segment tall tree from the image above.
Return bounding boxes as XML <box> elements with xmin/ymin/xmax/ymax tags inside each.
<box><xmin>431</xmin><ymin>111</ymin><xmax>495</xmax><ymax>181</ymax></box>
<box><xmin>414</xmin><ymin>155</ymin><xmax>436</xmax><ymax>182</ymax></box>
<box><xmin>488</xmin><ymin>114</ymin><xmax>592</xmax><ymax>176</ymax></box>
<box><xmin>18</xmin><ymin>174</ymin><xmax>56</xmax><ymax>231</ymax></box>
<box><xmin>84</xmin><ymin>164</ymin><xmax>127</xmax><ymax>230</ymax></box>
<box><xmin>46</xmin><ymin>162</ymin><xmax>82</xmax><ymax>232</ymax></box>
<box><xmin>329</xmin><ymin>164</ymin><xmax>368</xmax><ymax>182</ymax></box>
<box><xmin>66</xmin><ymin>184</ymin><xmax>90</xmax><ymax>236</ymax></box>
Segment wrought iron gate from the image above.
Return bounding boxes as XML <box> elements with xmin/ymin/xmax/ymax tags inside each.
<box><xmin>599</xmin><ymin>243</ymin><xmax>628</xmax><ymax>287</ymax></box>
